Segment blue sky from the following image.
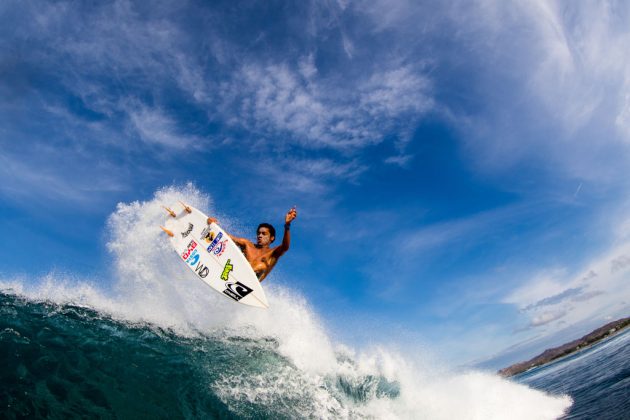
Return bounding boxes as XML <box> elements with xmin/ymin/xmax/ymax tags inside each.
<box><xmin>1</xmin><ymin>0</ymin><xmax>629</xmax><ymax>367</ymax></box>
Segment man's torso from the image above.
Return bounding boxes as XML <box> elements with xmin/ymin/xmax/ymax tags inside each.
<box><xmin>240</xmin><ymin>242</ymin><xmax>279</xmax><ymax>281</ymax></box>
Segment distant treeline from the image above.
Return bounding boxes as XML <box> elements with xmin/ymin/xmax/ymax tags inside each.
<box><xmin>498</xmin><ymin>317</ymin><xmax>630</xmax><ymax>377</ymax></box>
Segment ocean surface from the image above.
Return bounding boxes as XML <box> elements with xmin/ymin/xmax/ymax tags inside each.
<box><xmin>0</xmin><ymin>291</ymin><xmax>577</xmax><ymax>419</ymax></box>
<box><xmin>514</xmin><ymin>328</ymin><xmax>630</xmax><ymax>420</ymax></box>
<box><xmin>0</xmin><ymin>186</ymin><xmax>573</xmax><ymax>419</ymax></box>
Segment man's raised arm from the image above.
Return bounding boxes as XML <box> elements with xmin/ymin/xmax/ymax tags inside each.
<box><xmin>275</xmin><ymin>207</ymin><xmax>297</xmax><ymax>255</ymax></box>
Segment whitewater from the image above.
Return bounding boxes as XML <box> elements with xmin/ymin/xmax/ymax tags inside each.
<box><xmin>0</xmin><ymin>184</ymin><xmax>572</xmax><ymax>419</ymax></box>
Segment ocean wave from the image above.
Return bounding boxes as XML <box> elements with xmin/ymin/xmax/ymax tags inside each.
<box><xmin>0</xmin><ymin>184</ymin><xmax>572</xmax><ymax>419</ymax></box>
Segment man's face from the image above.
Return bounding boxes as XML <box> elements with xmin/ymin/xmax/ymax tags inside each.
<box><xmin>257</xmin><ymin>227</ymin><xmax>273</xmax><ymax>246</ymax></box>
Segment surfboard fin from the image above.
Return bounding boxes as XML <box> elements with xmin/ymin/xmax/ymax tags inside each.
<box><xmin>163</xmin><ymin>206</ymin><xmax>177</xmax><ymax>218</ymax></box>
<box><xmin>160</xmin><ymin>226</ymin><xmax>174</xmax><ymax>237</ymax></box>
<box><xmin>179</xmin><ymin>201</ymin><xmax>192</xmax><ymax>213</ymax></box>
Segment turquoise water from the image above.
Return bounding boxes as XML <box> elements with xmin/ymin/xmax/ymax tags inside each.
<box><xmin>514</xmin><ymin>328</ymin><xmax>630</xmax><ymax>419</ymax></box>
<box><xmin>0</xmin><ymin>292</ymin><xmax>400</xmax><ymax>418</ymax></box>
<box><xmin>0</xmin><ymin>291</ymin><xmax>573</xmax><ymax>419</ymax></box>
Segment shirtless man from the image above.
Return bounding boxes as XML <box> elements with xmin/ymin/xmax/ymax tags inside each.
<box><xmin>206</xmin><ymin>207</ymin><xmax>297</xmax><ymax>281</ymax></box>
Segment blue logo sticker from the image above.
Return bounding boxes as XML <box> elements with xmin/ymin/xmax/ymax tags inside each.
<box><xmin>186</xmin><ymin>249</ymin><xmax>200</xmax><ymax>266</ymax></box>
<box><xmin>207</xmin><ymin>231</ymin><xmax>224</xmax><ymax>253</ymax></box>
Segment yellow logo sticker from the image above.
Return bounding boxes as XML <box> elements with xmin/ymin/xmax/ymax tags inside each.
<box><xmin>221</xmin><ymin>259</ymin><xmax>233</xmax><ymax>281</ymax></box>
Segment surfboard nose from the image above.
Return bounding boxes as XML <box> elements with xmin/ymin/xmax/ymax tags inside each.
<box><xmin>244</xmin><ymin>293</ymin><xmax>269</xmax><ymax>309</ymax></box>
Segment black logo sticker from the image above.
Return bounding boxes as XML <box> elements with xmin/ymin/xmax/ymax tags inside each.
<box><xmin>223</xmin><ymin>281</ymin><xmax>254</xmax><ymax>302</ymax></box>
<box><xmin>195</xmin><ymin>262</ymin><xmax>209</xmax><ymax>279</ymax></box>
<box><xmin>181</xmin><ymin>223</ymin><xmax>194</xmax><ymax>238</ymax></box>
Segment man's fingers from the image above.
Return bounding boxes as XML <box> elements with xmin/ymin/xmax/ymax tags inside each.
<box><xmin>286</xmin><ymin>208</ymin><xmax>297</xmax><ymax>223</ymax></box>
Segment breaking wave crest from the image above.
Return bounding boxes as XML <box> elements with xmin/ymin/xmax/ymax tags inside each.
<box><xmin>0</xmin><ymin>184</ymin><xmax>572</xmax><ymax>419</ymax></box>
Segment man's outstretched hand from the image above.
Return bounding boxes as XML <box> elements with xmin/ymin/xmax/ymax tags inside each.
<box><xmin>207</xmin><ymin>217</ymin><xmax>218</xmax><ymax>225</ymax></box>
<box><xmin>285</xmin><ymin>207</ymin><xmax>297</xmax><ymax>225</ymax></box>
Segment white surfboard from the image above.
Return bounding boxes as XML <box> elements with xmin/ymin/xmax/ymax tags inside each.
<box><xmin>162</xmin><ymin>202</ymin><xmax>269</xmax><ymax>309</ymax></box>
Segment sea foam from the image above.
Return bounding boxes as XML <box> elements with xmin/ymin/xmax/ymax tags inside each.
<box><xmin>0</xmin><ymin>183</ymin><xmax>572</xmax><ymax>419</ymax></box>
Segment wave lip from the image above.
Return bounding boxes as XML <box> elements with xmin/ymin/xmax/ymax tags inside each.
<box><xmin>0</xmin><ymin>184</ymin><xmax>573</xmax><ymax>419</ymax></box>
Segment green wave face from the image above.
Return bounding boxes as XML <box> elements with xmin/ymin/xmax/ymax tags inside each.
<box><xmin>0</xmin><ymin>293</ymin><xmax>399</xmax><ymax>419</ymax></box>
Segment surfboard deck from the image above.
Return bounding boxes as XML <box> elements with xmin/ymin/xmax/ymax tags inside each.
<box><xmin>163</xmin><ymin>203</ymin><xmax>268</xmax><ymax>309</ymax></box>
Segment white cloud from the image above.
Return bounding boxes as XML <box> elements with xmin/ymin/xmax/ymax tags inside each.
<box><xmin>255</xmin><ymin>157</ymin><xmax>367</xmax><ymax>195</ymax></box>
<box><xmin>360</xmin><ymin>66</ymin><xmax>432</xmax><ymax>118</ymax></box>
<box><xmin>529</xmin><ymin>309</ymin><xmax>567</xmax><ymax>327</ymax></box>
<box><xmin>616</xmin><ymin>91</ymin><xmax>630</xmax><ymax>140</ymax></box>
<box><xmin>398</xmin><ymin>204</ymin><xmax>527</xmax><ymax>255</ymax></box>
<box><xmin>125</xmin><ymin>102</ymin><xmax>199</xmax><ymax>150</ymax></box>
<box><xmin>503</xmin><ymin>268</ymin><xmax>569</xmax><ymax>310</ymax></box>
<box><xmin>341</xmin><ymin>34</ymin><xmax>354</xmax><ymax>59</ymax></box>
<box><xmin>356</xmin><ymin>1</ymin><xmax>630</xmax><ymax>182</ymax></box>
<box><xmin>173</xmin><ymin>53</ymin><xmax>213</xmax><ymax>104</ymax></box>
<box><xmin>0</xmin><ymin>151</ymin><xmax>126</xmax><ymax>205</ymax></box>
<box><xmin>503</xmin><ymin>239</ymin><xmax>630</xmax><ymax>332</ymax></box>
<box><xmin>3</xmin><ymin>0</ymin><xmax>440</xmax><ymax>200</ymax></box>
<box><xmin>458</xmin><ymin>1</ymin><xmax>630</xmax><ymax>180</ymax></box>
<box><xmin>222</xmin><ymin>61</ymin><xmax>433</xmax><ymax>153</ymax></box>
<box><xmin>298</xmin><ymin>54</ymin><xmax>318</xmax><ymax>81</ymax></box>
<box><xmin>359</xmin><ymin>0</ymin><xmax>420</xmax><ymax>33</ymax></box>
<box><xmin>1</xmin><ymin>0</ymin><xmax>441</xmax><ymax>215</ymax></box>
<box><xmin>40</xmin><ymin>89</ymin><xmax>204</xmax><ymax>153</ymax></box>
<box><xmin>1</xmin><ymin>1</ymin><xmax>212</xmax><ymax>146</ymax></box>
<box><xmin>523</xmin><ymin>286</ymin><xmax>590</xmax><ymax>311</ymax></box>
<box><xmin>523</xmin><ymin>1</ymin><xmax>630</xmax><ymax>132</ymax></box>
<box><xmin>9</xmin><ymin>0</ymin><xmax>629</xmax><ymax>181</ymax></box>
<box><xmin>384</xmin><ymin>154</ymin><xmax>413</xmax><ymax>166</ymax></box>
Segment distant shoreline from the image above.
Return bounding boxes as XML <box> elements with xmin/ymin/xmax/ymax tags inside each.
<box><xmin>498</xmin><ymin>317</ymin><xmax>630</xmax><ymax>377</ymax></box>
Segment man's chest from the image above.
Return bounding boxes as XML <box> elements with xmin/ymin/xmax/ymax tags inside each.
<box><xmin>246</xmin><ymin>247</ymin><xmax>275</xmax><ymax>263</ymax></box>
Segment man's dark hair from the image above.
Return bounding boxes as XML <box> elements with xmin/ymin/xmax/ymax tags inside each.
<box><xmin>257</xmin><ymin>223</ymin><xmax>276</xmax><ymax>241</ymax></box>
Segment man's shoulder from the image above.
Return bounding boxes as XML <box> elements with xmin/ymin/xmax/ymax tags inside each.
<box><xmin>230</xmin><ymin>235</ymin><xmax>252</xmax><ymax>245</ymax></box>
<box><xmin>239</xmin><ymin>238</ymin><xmax>255</xmax><ymax>248</ymax></box>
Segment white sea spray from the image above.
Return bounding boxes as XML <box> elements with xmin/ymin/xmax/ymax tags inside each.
<box><xmin>0</xmin><ymin>183</ymin><xmax>572</xmax><ymax>419</ymax></box>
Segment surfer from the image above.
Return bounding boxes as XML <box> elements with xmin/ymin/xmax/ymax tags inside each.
<box><xmin>206</xmin><ymin>207</ymin><xmax>297</xmax><ymax>282</ymax></box>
